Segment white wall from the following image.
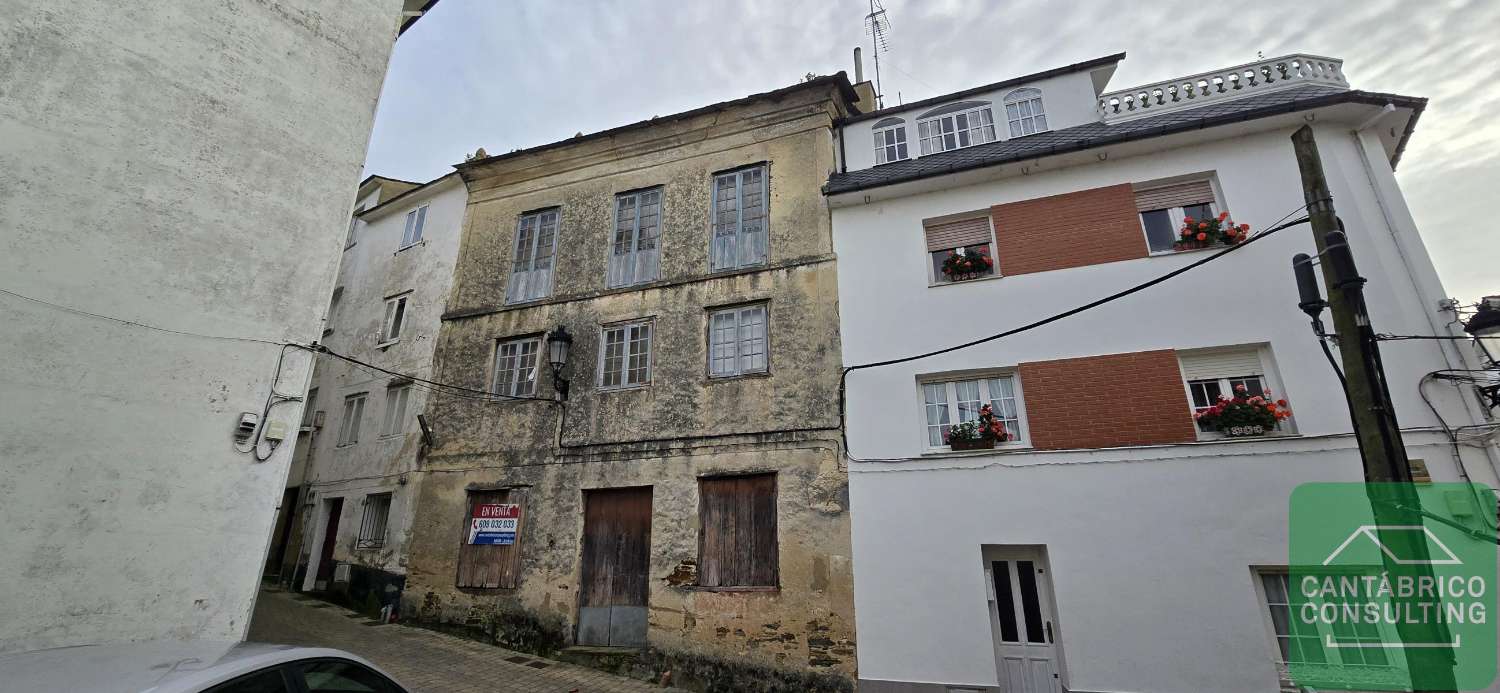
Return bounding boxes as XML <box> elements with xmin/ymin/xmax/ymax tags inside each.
<box><xmin>832</xmin><ymin>124</ymin><xmax>1500</xmax><ymax>691</ymax></box>
<box><xmin>841</xmin><ymin>69</ymin><xmax>1104</xmax><ymax>172</ymax></box>
<box><xmin>0</xmin><ymin>1</ymin><xmax>402</xmax><ymax>653</ymax></box>
<box><xmin>298</xmin><ymin>176</ymin><xmax>467</xmax><ymax>584</ymax></box>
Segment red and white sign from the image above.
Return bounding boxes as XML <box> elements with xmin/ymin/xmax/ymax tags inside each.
<box><xmin>468</xmin><ymin>503</ymin><xmax>520</xmax><ymax>545</ymax></box>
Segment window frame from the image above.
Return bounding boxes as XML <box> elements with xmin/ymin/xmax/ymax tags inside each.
<box><xmin>1135</xmin><ymin>178</ymin><xmax>1224</xmax><ymax>254</ymax></box>
<box><xmin>1002</xmin><ymin>88</ymin><xmax>1049</xmax><ymax>138</ymax></box>
<box><xmin>872</xmin><ymin>123</ymin><xmax>909</xmax><ymax>165</ymax></box>
<box><xmin>356</xmin><ymin>492</ymin><xmax>392</xmax><ymax>550</ymax></box>
<box><xmin>506</xmin><ymin>207</ymin><xmax>562</xmax><ymax>304</ymax></box>
<box><xmin>709</xmin><ymin>164</ymin><xmax>769</xmax><ymax>272</ymax></box>
<box><xmin>379</xmin><ymin>292</ymin><xmax>410</xmax><ymax>346</ymax></box>
<box><xmin>336</xmin><ymin>392</ymin><xmax>367</xmax><ymax>447</ymax></box>
<box><xmin>707</xmin><ymin>303</ymin><xmax>770</xmax><ymax>379</ymax></box>
<box><xmin>491</xmin><ymin>335</ymin><xmax>541</xmax><ymax>398</ymax></box>
<box><xmin>380</xmin><ymin>383</ymin><xmax>411</xmax><ymax>437</ymax></box>
<box><xmin>1178</xmin><ymin>345</ymin><xmax>1294</xmax><ymax>439</ymax></box>
<box><xmin>917</xmin><ymin>372</ymin><xmax>1030</xmax><ymax>451</ymax></box>
<box><xmin>399</xmin><ymin>203</ymin><xmax>429</xmax><ymax>250</ymax></box>
<box><xmin>1252</xmin><ymin>567</ymin><xmax>1403</xmax><ymax>679</ymax></box>
<box><xmin>916</xmin><ymin>105</ymin><xmax>997</xmax><ymax>155</ymax></box>
<box><xmin>343</xmin><ymin>215</ymin><xmax>359</xmax><ymax>250</ymax></box>
<box><xmin>597</xmin><ymin>319</ymin><xmax>654</xmax><ymax>391</ymax></box>
<box><xmin>607</xmin><ymin>186</ymin><xmax>664</xmax><ymax>288</ymax></box>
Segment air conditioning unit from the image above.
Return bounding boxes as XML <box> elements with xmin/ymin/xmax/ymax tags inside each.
<box><xmin>333</xmin><ymin>563</ymin><xmax>351</xmax><ymax>583</ymax></box>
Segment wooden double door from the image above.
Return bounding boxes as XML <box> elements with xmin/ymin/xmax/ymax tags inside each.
<box><xmin>577</xmin><ymin>487</ymin><xmax>652</xmax><ymax>647</ymax></box>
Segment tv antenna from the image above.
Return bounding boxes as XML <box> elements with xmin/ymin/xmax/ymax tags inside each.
<box><xmin>864</xmin><ymin>0</ymin><xmax>890</xmax><ymax>108</ymax></box>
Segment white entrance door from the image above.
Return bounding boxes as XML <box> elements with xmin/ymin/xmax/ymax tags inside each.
<box><xmin>986</xmin><ymin>548</ymin><xmax>1063</xmax><ymax>693</ymax></box>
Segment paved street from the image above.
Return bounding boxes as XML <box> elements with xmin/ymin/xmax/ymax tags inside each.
<box><xmin>248</xmin><ymin>588</ymin><xmax>680</xmax><ymax>693</ymax></box>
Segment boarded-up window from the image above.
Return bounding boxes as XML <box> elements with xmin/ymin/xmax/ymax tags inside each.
<box><xmin>698</xmin><ymin>474</ymin><xmax>778</xmax><ymax>588</ymax></box>
<box><xmin>456</xmin><ymin>489</ymin><xmax>523</xmax><ymax>589</ymax></box>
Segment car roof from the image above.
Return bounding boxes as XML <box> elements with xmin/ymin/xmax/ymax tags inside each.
<box><xmin>0</xmin><ymin>641</ymin><xmax>392</xmax><ymax>693</ymax></box>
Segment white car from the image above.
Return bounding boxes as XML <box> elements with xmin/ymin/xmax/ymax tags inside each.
<box><xmin>0</xmin><ymin>641</ymin><xmax>408</xmax><ymax>693</ymax></box>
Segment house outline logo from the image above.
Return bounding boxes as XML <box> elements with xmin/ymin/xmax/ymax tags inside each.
<box><xmin>1320</xmin><ymin>524</ymin><xmax>1462</xmax><ymax>566</ymax></box>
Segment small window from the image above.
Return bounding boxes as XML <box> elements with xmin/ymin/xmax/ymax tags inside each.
<box><xmin>356</xmin><ymin>493</ymin><xmax>392</xmax><ymax>549</ymax></box>
<box><xmin>711</xmin><ymin>165</ymin><xmax>768</xmax><ymax>271</ymax></box>
<box><xmin>381</xmin><ymin>384</ymin><xmax>411</xmax><ymax>436</ymax></box>
<box><xmin>400</xmin><ymin>204</ymin><xmax>428</xmax><ymax>248</ymax></box>
<box><xmin>344</xmin><ymin>216</ymin><xmax>359</xmax><ymax>250</ymax></box>
<box><xmin>608</xmin><ymin>188</ymin><xmax>663</xmax><ymax>288</ymax></box>
<box><xmin>493</xmin><ymin>336</ymin><xmax>540</xmax><ymax>397</ymax></box>
<box><xmin>698</xmin><ymin>474</ymin><xmax>778</xmax><ymax>588</ymax></box>
<box><xmin>873</xmin><ymin>124</ymin><xmax>909</xmax><ymax>165</ymax></box>
<box><xmin>456</xmin><ymin>490</ymin><xmax>523</xmax><ymax>589</ymax></box>
<box><xmin>708</xmin><ymin>304</ymin><xmax>768</xmax><ymax>378</ymax></box>
<box><xmin>1179</xmin><ymin>346</ymin><xmax>1289</xmax><ymax>435</ymax></box>
<box><xmin>1255</xmin><ymin>569</ymin><xmax>1392</xmax><ymax>678</ymax></box>
<box><xmin>380</xmin><ymin>294</ymin><xmax>408</xmax><ymax>344</ymax></box>
<box><xmin>917</xmin><ymin>105</ymin><xmax>996</xmax><ymax>155</ymax></box>
<box><xmin>921</xmin><ymin>375</ymin><xmax>1025</xmax><ymax>448</ymax></box>
<box><xmin>337</xmin><ymin>393</ymin><xmax>367</xmax><ymax>446</ymax></box>
<box><xmin>924</xmin><ymin>216</ymin><xmax>996</xmax><ymax>284</ymax></box>
<box><xmin>1135</xmin><ymin>180</ymin><xmax>1219</xmax><ymax>253</ymax></box>
<box><xmin>1003</xmin><ymin>88</ymin><xmax>1048</xmax><ymax>138</ymax></box>
<box><xmin>599</xmin><ymin>321</ymin><xmax>652</xmax><ymax>390</ymax></box>
<box><xmin>302</xmin><ymin>387</ymin><xmax>319</xmax><ymax>427</ymax></box>
<box><xmin>507</xmin><ymin>208</ymin><xmax>560</xmax><ymax>303</ymax></box>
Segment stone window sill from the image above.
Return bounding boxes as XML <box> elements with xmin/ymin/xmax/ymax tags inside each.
<box><xmin>683</xmin><ymin>585</ymin><xmax>779</xmax><ymax>593</ymax></box>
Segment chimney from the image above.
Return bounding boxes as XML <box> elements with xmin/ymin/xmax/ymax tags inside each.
<box><xmin>854</xmin><ymin>47</ymin><xmax>864</xmax><ymax>84</ymax></box>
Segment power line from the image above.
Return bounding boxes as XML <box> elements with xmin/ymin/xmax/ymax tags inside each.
<box><xmin>0</xmin><ymin>286</ymin><xmax>287</xmax><ymax>346</ymax></box>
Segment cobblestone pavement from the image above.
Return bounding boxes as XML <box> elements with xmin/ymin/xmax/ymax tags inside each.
<box><xmin>248</xmin><ymin>588</ymin><xmax>682</xmax><ymax>693</ymax></box>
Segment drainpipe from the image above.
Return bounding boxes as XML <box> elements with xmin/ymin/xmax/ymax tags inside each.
<box><xmin>1350</xmin><ymin>111</ymin><xmax>1500</xmax><ymax>481</ymax></box>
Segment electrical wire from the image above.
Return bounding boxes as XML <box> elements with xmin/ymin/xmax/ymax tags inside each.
<box><xmin>839</xmin><ymin>201</ymin><xmax>1319</xmax><ymax>463</ymax></box>
<box><xmin>1</xmin><ymin>286</ymin><xmax>287</xmax><ymax>346</ymax></box>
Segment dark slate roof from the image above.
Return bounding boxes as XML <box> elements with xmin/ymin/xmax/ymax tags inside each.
<box><xmin>825</xmin><ymin>85</ymin><xmax>1426</xmax><ymax>195</ymax></box>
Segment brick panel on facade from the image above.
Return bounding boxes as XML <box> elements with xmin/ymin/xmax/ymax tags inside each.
<box><xmin>991</xmin><ymin>183</ymin><xmax>1148</xmax><ymax>276</ymax></box>
<box><xmin>1018</xmin><ymin>349</ymin><xmax>1198</xmax><ymax>450</ymax></box>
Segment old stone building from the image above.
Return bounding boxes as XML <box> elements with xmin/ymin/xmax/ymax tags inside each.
<box><xmin>401</xmin><ymin>74</ymin><xmax>872</xmax><ymax>690</ymax></box>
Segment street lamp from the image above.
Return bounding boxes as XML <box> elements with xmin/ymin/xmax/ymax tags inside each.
<box><xmin>546</xmin><ymin>326</ymin><xmax>573</xmax><ymax>400</ymax></box>
<box><xmin>1463</xmin><ymin>296</ymin><xmax>1500</xmax><ymax>368</ymax></box>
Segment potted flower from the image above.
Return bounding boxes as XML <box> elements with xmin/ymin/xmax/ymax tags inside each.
<box><xmin>941</xmin><ymin>248</ymin><xmax>994</xmax><ymax>281</ymax></box>
<box><xmin>1193</xmin><ymin>384</ymin><xmax>1292</xmax><ymax>437</ymax></box>
<box><xmin>1174</xmin><ymin>211</ymin><xmax>1251</xmax><ymax>250</ymax></box>
<box><xmin>944</xmin><ymin>404</ymin><xmax>1010</xmax><ymax>450</ymax></box>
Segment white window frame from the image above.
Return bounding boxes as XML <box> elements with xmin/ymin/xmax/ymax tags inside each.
<box><xmin>708</xmin><ymin>304</ymin><xmax>769</xmax><ymax>378</ymax></box>
<box><xmin>1136</xmin><ymin>179</ymin><xmax>1222</xmax><ymax>255</ymax></box>
<box><xmin>598</xmin><ymin>320</ymin><xmax>653</xmax><ymax>390</ymax></box>
<box><xmin>337</xmin><ymin>392</ymin><xmax>367</xmax><ymax>447</ymax></box>
<box><xmin>710</xmin><ymin>165</ymin><xmax>769</xmax><ymax>271</ymax></box>
<box><xmin>1179</xmin><ymin>345</ymin><xmax>1293</xmax><ymax>439</ymax></box>
<box><xmin>492</xmin><ymin>336</ymin><xmax>541</xmax><ymax>397</ymax></box>
<box><xmin>379</xmin><ymin>292</ymin><xmax>410</xmax><ymax>346</ymax></box>
<box><xmin>872</xmin><ymin>124</ymin><xmax>909</xmax><ymax>165</ymax></box>
<box><xmin>356</xmin><ymin>492</ymin><xmax>392</xmax><ymax>550</ymax></box>
<box><xmin>608</xmin><ymin>187</ymin><xmax>663</xmax><ymax>288</ymax></box>
<box><xmin>917</xmin><ymin>105</ymin><xmax>996</xmax><ymax>155</ymax></box>
<box><xmin>917</xmin><ymin>373</ymin><xmax>1029</xmax><ymax>451</ymax></box>
<box><xmin>1252</xmin><ymin>568</ymin><xmax>1403</xmax><ymax>680</ymax></box>
<box><xmin>1002</xmin><ymin>88</ymin><xmax>1049</xmax><ymax>138</ymax></box>
<box><xmin>381</xmin><ymin>384</ymin><xmax>412</xmax><ymax>437</ymax></box>
<box><xmin>400</xmin><ymin>204</ymin><xmax>428</xmax><ymax>249</ymax></box>
<box><xmin>507</xmin><ymin>208</ymin><xmax>561</xmax><ymax>304</ymax></box>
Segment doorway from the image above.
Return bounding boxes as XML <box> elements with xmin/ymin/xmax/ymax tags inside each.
<box><xmin>312</xmin><ymin>497</ymin><xmax>343</xmax><ymax>591</ymax></box>
<box><xmin>985</xmin><ymin>546</ymin><xmax>1064</xmax><ymax>693</ymax></box>
<box><xmin>577</xmin><ymin>486</ymin><xmax>652</xmax><ymax>648</ymax></box>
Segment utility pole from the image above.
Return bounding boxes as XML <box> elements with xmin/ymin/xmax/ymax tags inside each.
<box><xmin>1290</xmin><ymin>125</ymin><xmax>1456</xmax><ymax>692</ymax></box>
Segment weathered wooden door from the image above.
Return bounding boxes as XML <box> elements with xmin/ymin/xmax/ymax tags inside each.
<box><xmin>577</xmin><ymin>486</ymin><xmax>652</xmax><ymax>647</ymax></box>
<box><xmin>314</xmin><ymin>497</ymin><xmax>343</xmax><ymax>589</ymax></box>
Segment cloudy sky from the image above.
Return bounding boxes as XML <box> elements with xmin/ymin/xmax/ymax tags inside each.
<box><xmin>366</xmin><ymin>0</ymin><xmax>1498</xmax><ymax>301</ymax></box>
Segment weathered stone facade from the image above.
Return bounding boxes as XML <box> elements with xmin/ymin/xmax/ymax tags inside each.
<box><xmin>402</xmin><ymin>77</ymin><xmax>859</xmax><ymax>690</ymax></box>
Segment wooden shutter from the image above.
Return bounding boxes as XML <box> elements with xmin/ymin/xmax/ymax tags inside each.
<box><xmin>456</xmin><ymin>489</ymin><xmax>523</xmax><ymax>589</ymax></box>
<box><xmin>1132</xmin><ymin>181</ymin><xmax>1215</xmax><ymax>212</ymax></box>
<box><xmin>924</xmin><ymin>216</ymin><xmax>991</xmax><ymax>251</ymax></box>
<box><xmin>1179</xmin><ymin>348</ymin><xmax>1265</xmax><ymax>380</ymax></box>
<box><xmin>697</xmin><ymin>474</ymin><xmax>778</xmax><ymax>587</ymax></box>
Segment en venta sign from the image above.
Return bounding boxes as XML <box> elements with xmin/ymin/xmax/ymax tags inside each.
<box><xmin>467</xmin><ymin>503</ymin><xmax>520</xmax><ymax>545</ymax></box>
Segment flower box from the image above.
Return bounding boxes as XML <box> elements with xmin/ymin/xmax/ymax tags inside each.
<box><xmin>943</xmin><ymin>404</ymin><xmax>1009</xmax><ymax>450</ymax></box>
<box><xmin>1194</xmin><ymin>385</ymin><xmax>1291</xmax><ymax>437</ymax></box>
<box><xmin>1224</xmin><ymin>424</ymin><xmax>1269</xmax><ymax>438</ymax></box>
<box><xmin>950</xmin><ymin>438</ymin><xmax>996</xmax><ymax>451</ymax></box>
<box><xmin>1173</xmin><ymin>211</ymin><xmax>1251</xmax><ymax>251</ymax></box>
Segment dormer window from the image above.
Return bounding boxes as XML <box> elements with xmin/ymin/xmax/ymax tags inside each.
<box><xmin>871</xmin><ymin>117</ymin><xmax>909</xmax><ymax>165</ymax></box>
<box><xmin>1003</xmin><ymin>88</ymin><xmax>1048</xmax><ymax>138</ymax></box>
<box><xmin>916</xmin><ymin>101</ymin><xmax>996</xmax><ymax>155</ymax></box>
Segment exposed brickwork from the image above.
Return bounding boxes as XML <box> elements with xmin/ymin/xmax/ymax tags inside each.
<box><xmin>1018</xmin><ymin>350</ymin><xmax>1198</xmax><ymax>450</ymax></box>
<box><xmin>991</xmin><ymin>183</ymin><xmax>1148</xmax><ymax>276</ymax></box>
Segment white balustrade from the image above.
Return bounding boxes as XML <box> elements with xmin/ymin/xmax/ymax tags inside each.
<box><xmin>1097</xmin><ymin>54</ymin><xmax>1347</xmax><ymax>122</ymax></box>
